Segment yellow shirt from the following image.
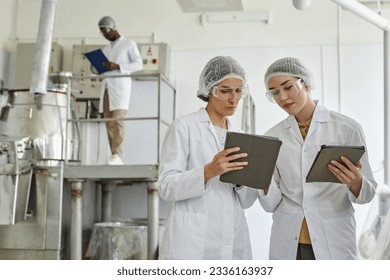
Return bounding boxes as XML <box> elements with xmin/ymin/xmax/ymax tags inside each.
<box><xmin>298</xmin><ymin>119</ymin><xmax>312</xmax><ymax>244</ymax></box>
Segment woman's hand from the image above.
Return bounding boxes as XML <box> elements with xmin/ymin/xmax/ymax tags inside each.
<box><xmin>328</xmin><ymin>156</ymin><xmax>363</xmax><ymax>197</ymax></box>
<box><xmin>204</xmin><ymin>147</ymin><xmax>248</xmax><ymax>182</ymax></box>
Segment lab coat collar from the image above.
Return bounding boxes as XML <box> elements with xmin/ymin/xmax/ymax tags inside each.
<box><xmin>282</xmin><ymin>100</ymin><xmax>331</xmax><ymax>129</ymax></box>
<box><xmin>195</xmin><ymin>107</ymin><xmax>234</xmax><ymax>131</ymax></box>
<box><xmin>108</xmin><ymin>36</ymin><xmax>124</xmax><ymax>50</ymax></box>
<box><xmin>282</xmin><ymin>100</ymin><xmax>331</xmax><ymax>143</ymax></box>
<box><xmin>312</xmin><ymin>103</ymin><xmax>332</xmax><ymax>124</ymax></box>
<box><xmin>195</xmin><ymin>107</ymin><xmax>235</xmax><ymax>150</ymax></box>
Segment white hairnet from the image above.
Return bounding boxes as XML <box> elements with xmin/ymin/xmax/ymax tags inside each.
<box><xmin>264</xmin><ymin>57</ymin><xmax>314</xmax><ymax>90</ymax></box>
<box><xmin>98</xmin><ymin>16</ymin><xmax>116</xmax><ymax>30</ymax></box>
<box><xmin>197</xmin><ymin>56</ymin><xmax>246</xmax><ymax>102</ymax></box>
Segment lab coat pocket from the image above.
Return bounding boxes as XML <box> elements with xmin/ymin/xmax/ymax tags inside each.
<box><xmin>160</xmin><ymin>211</ymin><xmax>207</xmax><ymax>259</ymax></box>
<box><xmin>269</xmin><ymin>211</ymin><xmax>291</xmax><ymax>259</ymax></box>
<box><xmin>323</xmin><ymin>215</ymin><xmax>356</xmax><ymax>259</ymax></box>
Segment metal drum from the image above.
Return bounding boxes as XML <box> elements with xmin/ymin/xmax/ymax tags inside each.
<box><xmin>86</xmin><ymin>219</ymin><xmax>166</xmax><ymax>260</ymax></box>
<box><xmin>0</xmin><ymin>89</ymin><xmax>80</xmax><ymax>161</ymax></box>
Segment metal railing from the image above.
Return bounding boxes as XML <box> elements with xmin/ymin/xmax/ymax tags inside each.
<box><xmin>64</xmin><ymin>72</ymin><xmax>176</xmax><ymax>165</ymax></box>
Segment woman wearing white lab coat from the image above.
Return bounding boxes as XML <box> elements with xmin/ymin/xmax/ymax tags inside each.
<box><xmin>258</xmin><ymin>57</ymin><xmax>377</xmax><ymax>260</ymax></box>
<box><xmin>157</xmin><ymin>56</ymin><xmax>257</xmax><ymax>259</ymax></box>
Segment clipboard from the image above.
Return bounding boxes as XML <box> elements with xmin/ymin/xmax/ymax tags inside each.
<box><xmin>83</xmin><ymin>49</ymin><xmax>109</xmax><ymax>74</ymax></box>
<box><xmin>219</xmin><ymin>132</ymin><xmax>282</xmax><ymax>189</ymax></box>
<box><xmin>306</xmin><ymin>145</ymin><xmax>365</xmax><ymax>183</ymax></box>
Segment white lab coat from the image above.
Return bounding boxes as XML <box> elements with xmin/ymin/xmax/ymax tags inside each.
<box><xmin>157</xmin><ymin>108</ymin><xmax>257</xmax><ymax>260</ymax></box>
<box><xmin>258</xmin><ymin>102</ymin><xmax>377</xmax><ymax>260</ymax></box>
<box><xmin>99</xmin><ymin>36</ymin><xmax>143</xmax><ymax>112</ymax></box>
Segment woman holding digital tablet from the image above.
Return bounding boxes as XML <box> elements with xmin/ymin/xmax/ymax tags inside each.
<box><xmin>157</xmin><ymin>56</ymin><xmax>257</xmax><ymax>260</ymax></box>
<box><xmin>257</xmin><ymin>57</ymin><xmax>377</xmax><ymax>260</ymax></box>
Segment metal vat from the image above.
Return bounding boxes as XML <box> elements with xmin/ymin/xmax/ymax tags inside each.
<box><xmin>0</xmin><ymin>89</ymin><xmax>80</xmax><ymax>161</ymax></box>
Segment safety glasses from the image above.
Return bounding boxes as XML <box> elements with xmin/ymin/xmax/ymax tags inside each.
<box><xmin>211</xmin><ymin>84</ymin><xmax>249</xmax><ymax>101</ymax></box>
<box><xmin>100</xmin><ymin>28</ymin><xmax>112</xmax><ymax>34</ymax></box>
<box><xmin>265</xmin><ymin>78</ymin><xmax>304</xmax><ymax>103</ymax></box>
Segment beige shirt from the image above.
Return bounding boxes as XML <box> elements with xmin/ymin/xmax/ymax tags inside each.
<box><xmin>298</xmin><ymin>119</ymin><xmax>312</xmax><ymax>244</ymax></box>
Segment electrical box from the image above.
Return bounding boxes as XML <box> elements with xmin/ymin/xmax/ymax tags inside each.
<box><xmin>15</xmin><ymin>42</ymin><xmax>63</xmax><ymax>88</ymax></box>
<box><xmin>71</xmin><ymin>44</ymin><xmax>105</xmax><ymax>100</ymax></box>
<box><xmin>138</xmin><ymin>43</ymin><xmax>170</xmax><ymax>77</ymax></box>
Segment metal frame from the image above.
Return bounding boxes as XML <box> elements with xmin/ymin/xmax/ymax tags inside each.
<box><xmin>63</xmin><ymin>72</ymin><xmax>176</xmax><ymax>259</ymax></box>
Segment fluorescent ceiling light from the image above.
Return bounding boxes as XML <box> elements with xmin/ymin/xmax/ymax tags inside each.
<box><xmin>200</xmin><ymin>11</ymin><xmax>269</xmax><ymax>25</ymax></box>
<box><xmin>176</xmin><ymin>0</ymin><xmax>243</xmax><ymax>13</ymax></box>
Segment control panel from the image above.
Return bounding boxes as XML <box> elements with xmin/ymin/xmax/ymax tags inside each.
<box><xmin>139</xmin><ymin>43</ymin><xmax>170</xmax><ymax>76</ymax></box>
<box><xmin>71</xmin><ymin>44</ymin><xmax>105</xmax><ymax>100</ymax></box>
<box><xmin>0</xmin><ymin>136</ymin><xmax>34</xmax><ymax>175</ymax></box>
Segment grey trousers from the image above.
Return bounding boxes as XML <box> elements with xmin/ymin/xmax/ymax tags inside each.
<box><xmin>296</xmin><ymin>243</ymin><xmax>316</xmax><ymax>260</ymax></box>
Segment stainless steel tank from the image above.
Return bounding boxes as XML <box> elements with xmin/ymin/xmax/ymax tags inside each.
<box><xmin>1</xmin><ymin>89</ymin><xmax>80</xmax><ymax>162</ymax></box>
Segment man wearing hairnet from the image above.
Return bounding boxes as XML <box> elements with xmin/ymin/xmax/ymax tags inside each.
<box><xmin>157</xmin><ymin>56</ymin><xmax>257</xmax><ymax>259</ymax></box>
<box><xmin>97</xmin><ymin>16</ymin><xmax>142</xmax><ymax>165</ymax></box>
<box><xmin>258</xmin><ymin>57</ymin><xmax>377</xmax><ymax>260</ymax></box>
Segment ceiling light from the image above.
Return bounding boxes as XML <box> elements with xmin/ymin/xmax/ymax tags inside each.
<box><xmin>292</xmin><ymin>0</ymin><xmax>312</xmax><ymax>10</ymax></box>
<box><xmin>200</xmin><ymin>11</ymin><xmax>269</xmax><ymax>25</ymax></box>
<box><xmin>176</xmin><ymin>0</ymin><xmax>243</xmax><ymax>13</ymax></box>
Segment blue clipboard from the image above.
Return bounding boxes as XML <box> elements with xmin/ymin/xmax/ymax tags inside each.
<box><xmin>83</xmin><ymin>49</ymin><xmax>109</xmax><ymax>74</ymax></box>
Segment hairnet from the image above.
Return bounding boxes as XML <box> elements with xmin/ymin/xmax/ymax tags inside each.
<box><xmin>98</xmin><ymin>16</ymin><xmax>116</xmax><ymax>30</ymax></box>
<box><xmin>197</xmin><ymin>56</ymin><xmax>247</xmax><ymax>102</ymax></box>
<box><xmin>264</xmin><ymin>57</ymin><xmax>314</xmax><ymax>90</ymax></box>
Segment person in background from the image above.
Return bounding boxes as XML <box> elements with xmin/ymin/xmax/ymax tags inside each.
<box><xmin>157</xmin><ymin>56</ymin><xmax>257</xmax><ymax>259</ymax></box>
<box><xmin>97</xmin><ymin>16</ymin><xmax>143</xmax><ymax>165</ymax></box>
<box><xmin>258</xmin><ymin>57</ymin><xmax>377</xmax><ymax>260</ymax></box>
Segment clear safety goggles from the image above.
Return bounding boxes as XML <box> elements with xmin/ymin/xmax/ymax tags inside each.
<box><xmin>265</xmin><ymin>78</ymin><xmax>304</xmax><ymax>103</ymax></box>
<box><xmin>211</xmin><ymin>84</ymin><xmax>249</xmax><ymax>101</ymax></box>
<box><xmin>100</xmin><ymin>28</ymin><xmax>112</xmax><ymax>34</ymax></box>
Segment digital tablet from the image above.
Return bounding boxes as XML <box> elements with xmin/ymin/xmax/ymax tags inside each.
<box><xmin>219</xmin><ymin>132</ymin><xmax>282</xmax><ymax>189</ymax></box>
<box><xmin>306</xmin><ymin>145</ymin><xmax>365</xmax><ymax>183</ymax></box>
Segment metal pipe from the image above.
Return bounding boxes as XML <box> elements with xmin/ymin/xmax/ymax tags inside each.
<box><xmin>157</xmin><ymin>76</ymin><xmax>161</xmax><ymax>164</ymax></box>
<box><xmin>332</xmin><ymin>0</ymin><xmax>390</xmax><ymax>31</ymax></box>
<box><xmin>102</xmin><ymin>182</ymin><xmax>116</xmax><ymax>222</ymax></box>
<box><xmin>64</xmin><ymin>77</ymin><xmax>71</xmax><ymax>164</ymax></box>
<box><xmin>336</xmin><ymin>4</ymin><xmax>342</xmax><ymax>113</ymax></box>
<box><xmin>30</xmin><ymin>0</ymin><xmax>58</xmax><ymax>96</ymax></box>
<box><xmin>385</xmin><ymin>30</ymin><xmax>390</xmax><ymax>186</ymax></box>
<box><xmin>70</xmin><ymin>179</ymin><xmax>84</xmax><ymax>260</ymax></box>
<box><xmin>332</xmin><ymin>0</ymin><xmax>390</xmax><ymax>187</ymax></box>
<box><xmin>147</xmin><ymin>182</ymin><xmax>159</xmax><ymax>260</ymax></box>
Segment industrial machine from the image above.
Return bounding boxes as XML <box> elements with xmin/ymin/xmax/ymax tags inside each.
<box><xmin>0</xmin><ymin>0</ymin><xmax>177</xmax><ymax>260</ymax></box>
<box><xmin>0</xmin><ymin>81</ymin><xmax>80</xmax><ymax>259</ymax></box>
